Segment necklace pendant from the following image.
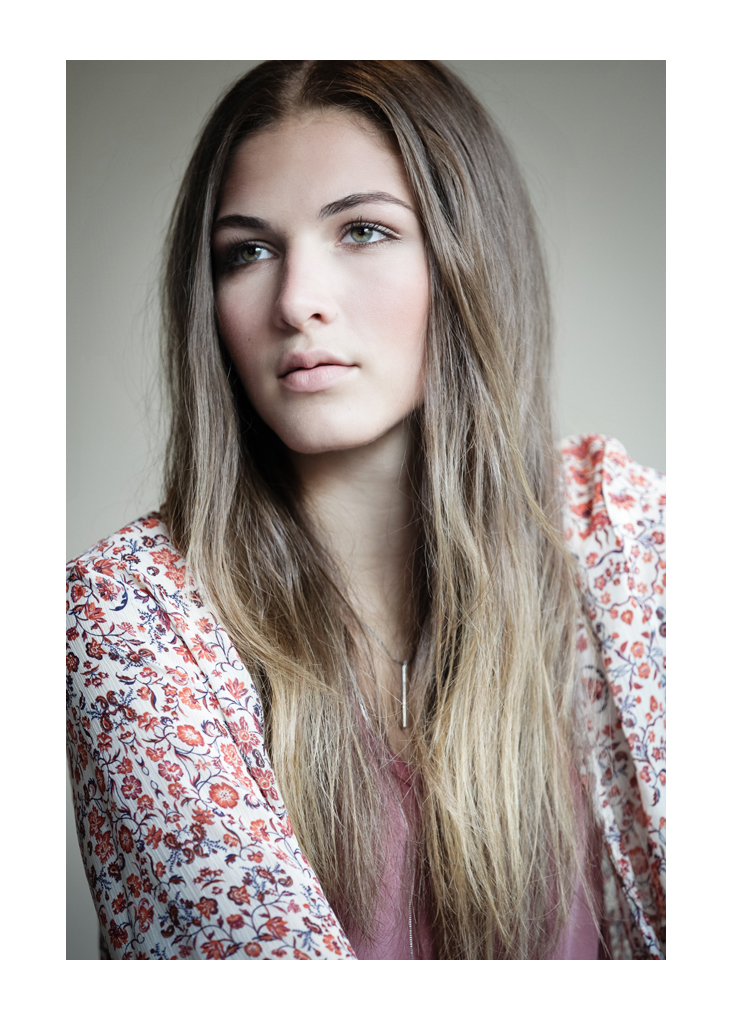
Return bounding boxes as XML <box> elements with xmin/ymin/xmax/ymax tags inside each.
<box><xmin>401</xmin><ymin>660</ymin><xmax>408</xmax><ymax>729</ymax></box>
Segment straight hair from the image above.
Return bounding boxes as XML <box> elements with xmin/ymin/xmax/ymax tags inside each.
<box><xmin>162</xmin><ymin>60</ymin><xmax>592</xmax><ymax>958</ymax></box>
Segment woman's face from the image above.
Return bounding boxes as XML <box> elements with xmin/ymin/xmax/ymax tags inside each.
<box><xmin>213</xmin><ymin>111</ymin><xmax>430</xmax><ymax>455</ymax></box>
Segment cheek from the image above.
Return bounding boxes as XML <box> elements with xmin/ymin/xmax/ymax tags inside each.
<box><xmin>347</xmin><ymin>252</ymin><xmax>430</xmax><ymax>363</ymax></box>
<box><xmin>215</xmin><ymin>284</ymin><xmax>271</xmax><ymax>381</ymax></box>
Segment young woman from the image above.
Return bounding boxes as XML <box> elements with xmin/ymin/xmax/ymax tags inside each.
<box><xmin>66</xmin><ymin>60</ymin><xmax>666</xmax><ymax>960</ymax></box>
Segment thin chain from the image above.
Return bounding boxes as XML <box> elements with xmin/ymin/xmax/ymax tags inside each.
<box><xmin>358</xmin><ymin>618</ymin><xmax>407</xmax><ymax>665</ymax></box>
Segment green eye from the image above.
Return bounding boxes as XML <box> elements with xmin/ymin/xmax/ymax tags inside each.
<box><xmin>227</xmin><ymin>242</ymin><xmax>274</xmax><ymax>268</ymax></box>
<box><xmin>350</xmin><ymin>225</ymin><xmax>375</xmax><ymax>243</ymax></box>
<box><xmin>346</xmin><ymin>224</ymin><xmax>390</xmax><ymax>245</ymax></box>
<box><xmin>241</xmin><ymin>244</ymin><xmax>266</xmax><ymax>263</ymax></box>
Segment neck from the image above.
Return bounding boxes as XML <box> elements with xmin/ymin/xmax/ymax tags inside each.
<box><xmin>289</xmin><ymin>419</ymin><xmax>416</xmax><ymax>658</ymax></box>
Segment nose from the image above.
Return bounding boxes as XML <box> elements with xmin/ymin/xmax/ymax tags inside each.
<box><xmin>272</xmin><ymin>242</ymin><xmax>337</xmax><ymax>332</ymax></box>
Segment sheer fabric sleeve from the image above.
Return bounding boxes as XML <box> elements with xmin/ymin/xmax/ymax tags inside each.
<box><xmin>66</xmin><ymin>523</ymin><xmax>355</xmax><ymax>960</ymax></box>
<box><xmin>563</xmin><ymin>435</ymin><xmax>666</xmax><ymax>959</ymax></box>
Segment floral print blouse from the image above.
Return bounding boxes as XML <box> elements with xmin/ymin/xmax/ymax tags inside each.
<box><xmin>66</xmin><ymin>435</ymin><xmax>666</xmax><ymax>959</ymax></box>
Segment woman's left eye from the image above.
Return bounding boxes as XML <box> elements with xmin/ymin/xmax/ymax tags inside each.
<box><xmin>343</xmin><ymin>224</ymin><xmax>389</xmax><ymax>245</ymax></box>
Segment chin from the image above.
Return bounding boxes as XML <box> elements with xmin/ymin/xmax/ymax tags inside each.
<box><xmin>280</xmin><ymin>431</ymin><xmax>377</xmax><ymax>456</ymax></box>
<box><xmin>272</xmin><ymin>413</ymin><xmax>401</xmax><ymax>456</ymax></box>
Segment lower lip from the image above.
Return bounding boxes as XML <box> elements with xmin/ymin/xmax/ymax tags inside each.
<box><xmin>279</xmin><ymin>364</ymin><xmax>356</xmax><ymax>392</ymax></box>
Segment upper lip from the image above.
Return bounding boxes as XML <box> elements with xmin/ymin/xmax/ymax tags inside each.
<box><xmin>277</xmin><ymin>349</ymin><xmax>356</xmax><ymax>378</ymax></box>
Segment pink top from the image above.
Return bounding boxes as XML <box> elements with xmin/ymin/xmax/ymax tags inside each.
<box><xmin>550</xmin><ymin>826</ymin><xmax>603</xmax><ymax>960</ymax></box>
<box><xmin>349</xmin><ymin>757</ymin><xmax>602</xmax><ymax>960</ymax></box>
<box><xmin>347</xmin><ymin>756</ymin><xmax>434</xmax><ymax>960</ymax></box>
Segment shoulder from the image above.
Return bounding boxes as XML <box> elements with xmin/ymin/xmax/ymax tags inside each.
<box><xmin>559</xmin><ymin>432</ymin><xmax>665</xmax><ymax>636</ymax></box>
<box><xmin>68</xmin><ymin>513</ymin><xmax>186</xmax><ymax>588</ymax></box>
<box><xmin>66</xmin><ymin>514</ymin><xmax>202</xmax><ymax>616</ymax></box>
<box><xmin>66</xmin><ymin>514</ymin><xmax>215</xmax><ymax>705</ymax></box>
<box><xmin>561</xmin><ymin>434</ymin><xmax>665</xmax><ymax>562</ymax></box>
<box><xmin>65</xmin><ymin>516</ymin><xmax>275</xmax><ymax>818</ymax></box>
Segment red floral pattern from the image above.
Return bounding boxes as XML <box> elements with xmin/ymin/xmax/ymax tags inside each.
<box><xmin>563</xmin><ymin>435</ymin><xmax>666</xmax><ymax>959</ymax></box>
<box><xmin>67</xmin><ymin>435</ymin><xmax>665</xmax><ymax>959</ymax></box>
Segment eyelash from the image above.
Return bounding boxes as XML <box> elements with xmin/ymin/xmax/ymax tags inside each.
<box><xmin>219</xmin><ymin>219</ymin><xmax>399</xmax><ymax>271</ymax></box>
<box><xmin>340</xmin><ymin>219</ymin><xmax>398</xmax><ymax>246</ymax></box>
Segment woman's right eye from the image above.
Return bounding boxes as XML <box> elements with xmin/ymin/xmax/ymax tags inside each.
<box><xmin>230</xmin><ymin>243</ymin><xmax>274</xmax><ymax>266</ymax></box>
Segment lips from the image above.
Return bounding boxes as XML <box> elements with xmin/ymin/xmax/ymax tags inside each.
<box><xmin>277</xmin><ymin>349</ymin><xmax>357</xmax><ymax>393</ymax></box>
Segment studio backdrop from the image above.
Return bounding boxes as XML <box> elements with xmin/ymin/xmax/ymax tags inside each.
<box><xmin>67</xmin><ymin>60</ymin><xmax>665</xmax><ymax>959</ymax></box>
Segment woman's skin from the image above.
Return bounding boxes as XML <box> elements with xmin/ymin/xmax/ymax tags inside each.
<box><xmin>213</xmin><ymin>112</ymin><xmax>430</xmax><ymax>752</ymax></box>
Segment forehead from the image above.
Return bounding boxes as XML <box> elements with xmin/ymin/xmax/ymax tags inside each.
<box><xmin>217</xmin><ymin>111</ymin><xmax>411</xmax><ymax>214</ymax></box>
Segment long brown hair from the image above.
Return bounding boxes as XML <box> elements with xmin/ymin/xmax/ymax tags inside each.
<box><xmin>162</xmin><ymin>61</ymin><xmax>589</xmax><ymax>958</ymax></box>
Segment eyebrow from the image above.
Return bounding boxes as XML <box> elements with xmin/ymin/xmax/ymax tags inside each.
<box><xmin>213</xmin><ymin>192</ymin><xmax>414</xmax><ymax>235</ymax></box>
<box><xmin>318</xmin><ymin>192</ymin><xmax>414</xmax><ymax>218</ymax></box>
<box><xmin>213</xmin><ymin>214</ymin><xmax>272</xmax><ymax>234</ymax></box>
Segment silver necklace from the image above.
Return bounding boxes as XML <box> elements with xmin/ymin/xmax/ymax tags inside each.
<box><xmin>359</xmin><ymin>619</ymin><xmax>409</xmax><ymax>729</ymax></box>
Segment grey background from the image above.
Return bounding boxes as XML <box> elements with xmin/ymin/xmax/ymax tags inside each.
<box><xmin>67</xmin><ymin>60</ymin><xmax>665</xmax><ymax>958</ymax></box>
